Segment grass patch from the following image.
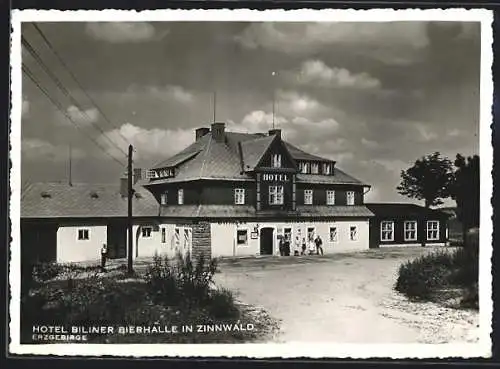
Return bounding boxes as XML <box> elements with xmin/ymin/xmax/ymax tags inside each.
<box><xmin>395</xmin><ymin>232</ymin><xmax>478</xmax><ymax>309</ymax></box>
<box><xmin>21</xmin><ymin>252</ymin><xmax>277</xmax><ymax>344</ymax></box>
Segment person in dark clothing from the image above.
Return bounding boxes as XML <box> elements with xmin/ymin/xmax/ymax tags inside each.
<box><xmin>301</xmin><ymin>237</ymin><xmax>307</xmax><ymax>255</ymax></box>
<box><xmin>314</xmin><ymin>235</ymin><xmax>324</xmax><ymax>256</ymax></box>
<box><xmin>284</xmin><ymin>236</ymin><xmax>291</xmax><ymax>256</ymax></box>
<box><xmin>278</xmin><ymin>236</ymin><xmax>284</xmax><ymax>256</ymax></box>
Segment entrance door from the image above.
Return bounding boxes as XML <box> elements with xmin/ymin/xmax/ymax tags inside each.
<box><xmin>107</xmin><ymin>222</ymin><xmax>127</xmax><ymax>259</ymax></box>
<box><xmin>260</xmin><ymin>227</ymin><xmax>274</xmax><ymax>255</ymax></box>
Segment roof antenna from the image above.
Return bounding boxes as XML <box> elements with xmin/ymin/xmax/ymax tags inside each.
<box><xmin>271</xmin><ymin>71</ymin><xmax>276</xmax><ymax>130</ymax></box>
<box><xmin>213</xmin><ymin>91</ymin><xmax>217</xmax><ymax>123</ymax></box>
<box><xmin>68</xmin><ymin>143</ymin><xmax>73</xmax><ymax>186</ymax></box>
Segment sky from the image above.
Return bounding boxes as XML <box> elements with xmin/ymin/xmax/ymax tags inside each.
<box><xmin>19</xmin><ymin>20</ymin><xmax>481</xmax><ymax>205</ymax></box>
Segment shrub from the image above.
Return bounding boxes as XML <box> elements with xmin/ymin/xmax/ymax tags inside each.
<box><xmin>32</xmin><ymin>262</ymin><xmax>65</xmax><ymax>282</ymax></box>
<box><xmin>205</xmin><ymin>287</ymin><xmax>240</xmax><ymax>320</ymax></box>
<box><xmin>144</xmin><ymin>251</ymin><xmax>219</xmax><ymax>308</ymax></box>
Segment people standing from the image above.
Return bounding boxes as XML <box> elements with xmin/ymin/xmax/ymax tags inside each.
<box><xmin>314</xmin><ymin>235</ymin><xmax>324</xmax><ymax>256</ymax></box>
<box><xmin>294</xmin><ymin>236</ymin><xmax>301</xmax><ymax>256</ymax></box>
<box><xmin>284</xmin><ymin>235</ymin><xmax>291</xmax><ymax>256</ymax></box>
<box><xmin>278</xmin><ymin>236</ymin><xmax>284</xmax><ymax>256</ymax></box>
<box><xmin>301</xmin><ymin>237</ymin><xmax>307</xmax><ymax>255</ymax></box>
<box><xmin>100</xmin><ymin>243</ymin><xmax>108</xmax><ymax>270</ymax></box>
<box><xmin>308</xmin><ymin>237</ymin><xmax>316</xmax><ymax>255</ymax></box>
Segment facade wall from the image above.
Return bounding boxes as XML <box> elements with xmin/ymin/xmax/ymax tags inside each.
<box><xmin>295</xmin><ymin>184</ymin><xmax>365</xmax><ymax>206</ymax></box>
<box><xmin>133</xmin><ymin>222</ymin><xmax>193</xmax><ymax>259</ymax></box>
<box><xmin>210</xmin><ymin>219</ymin><xmax>370</xmax><ymax>257</ymax></box>
<box><xmin>57</xmin><ymin>224</ymin><xmax>107</xmax><ymax>263</ymax></box>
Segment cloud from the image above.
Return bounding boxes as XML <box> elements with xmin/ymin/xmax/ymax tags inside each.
<box><xmin>22</xmin><ymin>98</ymin><xmax>30</xmax><ymax>117</ymax></box>
<box><xmin>361</xmin><ymin>137</ymin><xmax>379</xmax><ymax>149</ymax></box>
<box><xmin>65</xmin><ymin>105</ymin><xmax>99</xmax><ymax>126</ymax></box>
<box><xmin>236</xmin><ymin>22</ymin><xmax>429</xmax><ymax>65</ymax></box>
<box><xmin>413</xmin><ymin>123</ymin><xmax>438</xmax><ymax>142</ymax></box>
<box><xmin>85</xmin><ymin>22</ymin><xmax>168</xmax><ymax>43</ymax></box>
<box><xmin>124</xmin><ymin>84</ymin><xmax>195</xmax><ymax>105</ymax></box>
<box><xmin>98</xmin><ymin>123</ymin><xmax>193</xmax><ymax>163</ymax></box>
<box><xmin>291</xmin><ymin>60</ymin><xmax>381</xmax><ymax>89</ymax></box>
<box><xmin>276</xmin><ymin>90</ymin><xmax>326</xmax><ymax>117</ymax></box>
<box><xmin>22</xmin><ymin>138</ymin><xmax>85</xmax><ymax>161</ymax></box>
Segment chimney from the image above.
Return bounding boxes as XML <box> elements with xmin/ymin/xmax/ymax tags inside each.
<box><xmin>211</xmin><ymin>122</ymin><xmax>226</xmax><ymax>143</ymax></box>
<box><xmin>268</xmin><ymin>129</ymin><xmax>281</xmax><ymax>138</ymax></box>
<box><xmin>120</xmin><ymin>177</ymin><xmax>127</xmax><ymax>198</ymax></box>
<box><xmin>195</xmin><ymin>127</ymin><xmax>210</xmax><ymax>141</ymax></box>
<box><xmin>133</xmin><ymin>168</ymin><xmax>142</xmax><ymax>184</ymax></box>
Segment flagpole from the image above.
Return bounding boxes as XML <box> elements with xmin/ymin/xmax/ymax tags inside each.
<box><xmin>272</xmin><ymin>71</ymin><xmax>276</xmax><ymax>130</ymax></box>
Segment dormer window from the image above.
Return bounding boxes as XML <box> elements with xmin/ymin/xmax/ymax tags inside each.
<box><xmin>346</xmin><ymin>191</ymin><xmax>355</xmax><ymax>206</ymax></box>
<box><xmin>311</xmin><ymin>162</ymin><xmax>319</xmax><ymax>174</ymax></box>
<box><xmin>323</xmin><ymin>163</ymin><xmax>331</xmax><ymax>175</ymax></box>
<box><xmin>300</xmin><ymin>162</ymin><xmax>310</xmax><ymax>174</ymax></box>
<box><xmin>271</xmin><ymin>154</ymin><xmax>282</xmax><ymax>168</ymax></box>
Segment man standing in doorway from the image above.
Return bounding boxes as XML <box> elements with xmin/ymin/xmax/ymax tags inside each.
<box><xmin>314</xmin><ymin>235</ymin><xmax>324</xmax><ymax>256</ymax></box>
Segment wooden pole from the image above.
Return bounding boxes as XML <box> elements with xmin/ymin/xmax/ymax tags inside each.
<box><xmin>127</xmin><ymin>144</ymin><xmax>134</xmax><ymax>274</ymax></box>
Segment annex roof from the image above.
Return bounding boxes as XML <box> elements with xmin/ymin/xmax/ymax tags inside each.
<box><xmin>21</xmin><ymin>182</ymin><xmax>160</xmax><ymax>219</ymax></box>
<box><xmin>365</xmin><ymin>203</ymin><xmax>451</xmax><ymax>218</ymax></box>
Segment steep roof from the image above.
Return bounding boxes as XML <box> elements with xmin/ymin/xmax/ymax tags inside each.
<box><xmin>21</xmin><ymin>182</ymin><xmax>159</xmax><ymax>219</ymax></box>
<box><xmin>146</xmin><ymin>129</ymin><xmax>368</xmax><ymax>186</ymax></box>
<box><xmin>365</xmin><ymin>203</ymin><xmax>451</xmax><ymax>218</ymax></box>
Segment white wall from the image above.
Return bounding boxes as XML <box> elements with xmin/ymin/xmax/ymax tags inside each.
<box><xmin>134</xmin><ymin>223</ymin><xmax>192</xmax><ymax>259</ymax></box>
<box><xmin>57</xmin><ymin>225</ymin><xmax>107</xmax><ymax>263</ymax></box>
<box><xmin>211</xmin><ymin>219</ymin><xmax>370</xmax><ymax>257</ymax></box>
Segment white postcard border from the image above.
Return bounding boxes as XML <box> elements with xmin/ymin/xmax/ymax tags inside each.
<box><xmin>9</xmin><ymin>8</ymin><xmax>494</xmax><ymax>359</ymax></box>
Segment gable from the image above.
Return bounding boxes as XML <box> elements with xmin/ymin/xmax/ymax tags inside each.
<box><xmin>256</xmin><ymin>136</ymin><xmax>298</xmax><ymax>171</ymax></box>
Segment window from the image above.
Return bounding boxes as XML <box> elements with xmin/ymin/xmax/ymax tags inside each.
<box><xmin>234</xmin><ymin>188</ymin><xmax>245</xmax><ymax>205</ymax></box>
<box><xmin>174</xmin><ymin>228</ymin><xmax>180</xmax><ymax>247</ymax></box>
<box><xmin>350</xmin><ymin>226</ymin><xmax>358</xmax><ymax>241</ymax></box>
<box><xmin>329</xmin><ymin>227</ymin><xmax>338</xmax><ymax>243</ymax></box>
<box><xmin>269</xmin><ymin>185</ymin><xmax>284</xmax><ymax>205</ymax></box>
<box><xmin>346</xmin><ymin>191</ymin><xmax>355</xmax><ymax>205</ymax></box>
<box><xmin>380</xmin><ymin>221</ymin><xmax>394</xmax><ymax>241</ymax></box>
<box><xmin>304</xmin><ymin>189</ymin><xmax>313</xmax><ymax>205</ymax></box>
<box><xmin>271</xmin><ymin>154</ymin><xmax>282</xmax><ymax>168</ymax></box>
<box><xmin>161</xmin><ymin>227</ymin><xmax>166</xmax><ymax>243</ymax></box>
<box><xmin>323</xmin><ymin>163</ymin><xmax>331</xmax><ymax>175</ymax></box>
<box><xmin>326</xmin><ymin>190</ymin><xmax>335</xmax><ymax>205</ymax></box>
<box><xmin>237</xmin><ymin>229</ymin><xmax>248</xmax><ymax>245</ymax></box>
<box><xmin>160</xmin><ymin>192</ymin><xmax>168</xmax><ymax>205</ymax></box>
<box><xmin>77</xmin><ymin>228</ymin><xmax>89</xmax><ymax>241</ymax></box>
<box><xmin>300</xmin><ymin>162</ymin><xmax>310</xmax><ymax>174</ymax></box>
<box><xmin>404</xmin><ymin>221</ymin><xmax>417</xmax><ymax>241</ymax></box>
<box><xmin>284</xmin><ymin>227</ymin><xmax>292</xmax><ymax>241</ymax></box>
<box><xmin>178</xmin><ymin>189</ymin><xmax>184</xmax><ymax>205</ymax></box>
<box><xmin>183</xmin><ymin>228</ymin><xmax>192</xmax><ymax>250</ymax></box>
<box><xmin>427</xmin><ymin>220</ymin><xmax>440</xmax><ymax>241</ymax></box>
<box><xmin>307</xmin><ymin>227</ymin><xmax>315</xmax><ymax>241</ymax></box>
<box><xmin>311</xmin><ymin>162</ymin><xmax>319</xmax><ymax>174</ymax></box>
<box><xmin>142</xmin><ymin>226</ymin><xmax>152</xmax><ymax>238</ymax></box>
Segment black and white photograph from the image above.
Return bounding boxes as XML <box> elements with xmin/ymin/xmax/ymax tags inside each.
<box><xmin>9</xmin><ymin>9</ymin><xmax>493</xmax><ymax>358</ymax></box>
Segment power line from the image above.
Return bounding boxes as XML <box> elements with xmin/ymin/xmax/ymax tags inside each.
<box><xmin>22</xmin><ymin>63</ymin><xmax>127</xmax><ymax>168</ymax></box>
<box><xmin>31</xmin><ymin>23</ymin><xmax>131</xmax><ymax>148</ymax></box>
<box><xmin>21</xmin><ymin>35</ymin><xmax>128</xmax><ymax>158</ymax></box>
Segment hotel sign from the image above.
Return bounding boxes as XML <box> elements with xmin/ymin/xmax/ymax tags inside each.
<box><xmin>262</xmin><ymin>173</ymin><xmax>290</xmax><ymax>182</ymax></box>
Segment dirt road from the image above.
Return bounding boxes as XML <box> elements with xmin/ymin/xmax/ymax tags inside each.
<box><xmin>215</xmin><ymin>247</ymin><xmax>479</xmax><ymax>343</ymax></box>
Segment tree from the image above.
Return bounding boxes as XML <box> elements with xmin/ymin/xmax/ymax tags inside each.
<box><xmin>397</xmin><ymin>152</ymin><xmax>454</xmax><ymax>208</ymax></box>
<box><xmin>449</xmin><ymin>154</ymin><xmax>480</xmax><ymax>247</ymax></box>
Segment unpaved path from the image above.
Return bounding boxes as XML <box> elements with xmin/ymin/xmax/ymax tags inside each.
<box><xmin>215</xmin><ymin>247</ymin><xmax>479</xmax><ymax>343</ymax></box>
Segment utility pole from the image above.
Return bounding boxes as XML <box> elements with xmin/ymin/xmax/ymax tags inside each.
<box><xmin>127</xmin><ymin>144</ymin><xmax>134</xmax><ymax>274</ymax></box>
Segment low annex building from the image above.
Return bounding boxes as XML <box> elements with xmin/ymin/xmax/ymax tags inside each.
<box><xmin>20</xmin><ymin>179</ymin><xmax>192</xmax><ymax>264</ymax></box>
<box><xmin>365</xmin><ymin>203</ymin><xmax>450</xmax><ymax>248</ymax></box>
<box><xmin>139</xmin><ymin>122</ymin><xmax>375</xmax><ymax>258</ymax></box>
